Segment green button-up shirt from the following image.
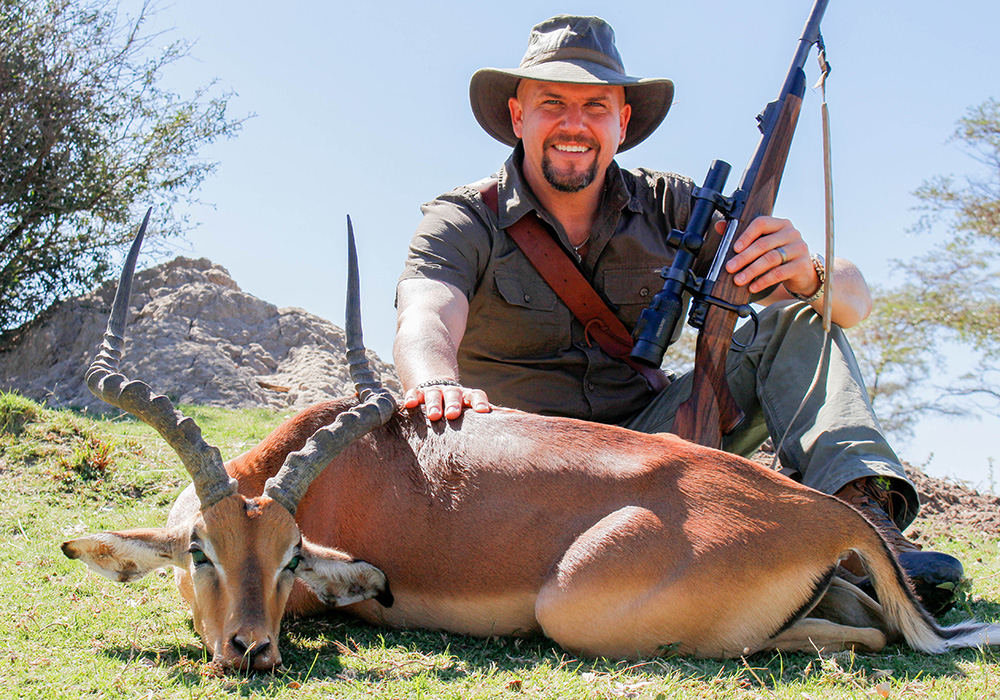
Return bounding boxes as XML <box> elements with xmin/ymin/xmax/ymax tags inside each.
<box><xmin>398</xmin><ymin>145</ymin><xmax>699</xmax><ymax>423</ymax></box>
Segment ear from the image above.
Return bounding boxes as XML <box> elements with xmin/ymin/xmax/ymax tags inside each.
<box><xmin>62</xmin><ymin>528</ymin><xmax>187</xmax><ymax>583</ymax></box>
<box><xmin>509</xmin><ymin>96</ymin><xmax>525</xmax><ymax>139</ymax></box>
<box><xmin>619</xmin><ymin>102</ymin><xmax>632</xmax><ymax>146</ymax></box>
<box><xmin>294</xmin><ymin>539</ymin><xmax>393</xmax><ymax>608</ymax></box>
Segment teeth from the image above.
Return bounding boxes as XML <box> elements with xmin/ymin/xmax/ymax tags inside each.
<box><xmin>554</xmin><ymin>144</ymin><xmax>589</xmax><ymax>153</ymax></box>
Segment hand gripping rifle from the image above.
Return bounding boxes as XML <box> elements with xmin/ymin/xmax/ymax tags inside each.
<box><xmin>629</xmin><ymin>0</ymin><xmax>830</xmax><ymax>449</ymax></box>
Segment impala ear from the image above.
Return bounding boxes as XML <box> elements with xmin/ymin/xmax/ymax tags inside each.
<box><xmin>62</xmin><ymin>529</ymin><xmax>187</xmax><ymax>582</ymax></box>
<box><xmin>294</xmin><ymin>539</ymin><xmax>393</xmax><ymax>608</ymax></box>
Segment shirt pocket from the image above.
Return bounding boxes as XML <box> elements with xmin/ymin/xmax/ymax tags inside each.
<box><xmin>483</xmin><ymin>274</ymin><xmax>572</xmax><ymax>357</ymax></box>
<box><xmin>602</xmin><ymin>266</ymin><xmax>665</xmax><ymax>327</ymax></box>
<box><xmin>495</xmin><ymin>274</ymin><xmax>559</xmax><ymax>311</ymax></box>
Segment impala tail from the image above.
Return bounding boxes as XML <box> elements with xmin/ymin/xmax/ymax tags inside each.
<box><xmin>852</xmin><ymin>520</ymin><xmax>1000</xmax><ymax>653</ymax></box>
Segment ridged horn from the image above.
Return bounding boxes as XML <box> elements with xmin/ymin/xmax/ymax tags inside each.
<box><xmin>86</xmin><ymin>207</ymin><xmax>238</xmax><ymax>509</ymax></box>
<box><xmin>264</xmin><ymin>216</ymin><xmax>396</xmax><ymax>515</ymax></box>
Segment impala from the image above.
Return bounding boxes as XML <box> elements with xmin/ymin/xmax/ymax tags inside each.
<box><xmin>63</xmin><ymin>213</ymin><xmax>1000</xmax><ymax>672</ymax></box>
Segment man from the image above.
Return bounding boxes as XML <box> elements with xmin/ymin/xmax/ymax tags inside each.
<box><xmin>394</xmin><ymin>15</ymin><xmax>963</xmax><ymax>613</ymax></box>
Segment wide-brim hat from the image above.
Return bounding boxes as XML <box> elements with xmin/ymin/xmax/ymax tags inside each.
<box><xmin>470</xmin><ymin>15</ymin><xmax>674</xmax><ymax>152</ymax></box>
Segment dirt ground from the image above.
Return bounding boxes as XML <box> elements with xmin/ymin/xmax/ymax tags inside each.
<box><xmin>906</xmin><ymin>464</ymin><xmax>1000</xmax><ymax>540</ymax></box>
<box><xmin>752</xmin><ymin>443</ymin><xmax>1000</xmax><ymax>539</ymax></box>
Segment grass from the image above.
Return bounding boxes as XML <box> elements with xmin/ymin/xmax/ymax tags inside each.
<box><xmin>2</xmin><ymin>391</ymin><xmax>1000</xmax><ymax>698</ymax></box>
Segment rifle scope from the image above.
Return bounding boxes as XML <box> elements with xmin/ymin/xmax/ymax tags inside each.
<box><xmin>630</xmin><ymin>160</ymin><xmax>731</xmax><ymax>367</ymax></box>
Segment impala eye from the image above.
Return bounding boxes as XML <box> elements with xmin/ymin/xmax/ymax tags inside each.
<box><xmin>189</xmin><ymin>547</ymin><xmax>211</xmax><ymax>567</ymax></box>
<box><xmin>285</xmin><ymin>555</ymin><xmax>301</xmax><ymax>572</ymax></box>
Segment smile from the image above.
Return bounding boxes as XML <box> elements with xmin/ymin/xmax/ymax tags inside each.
<box><xmin>553</xmin><ymin>144</ymin><xmax>590</xmax><ymax>153</ymax></box>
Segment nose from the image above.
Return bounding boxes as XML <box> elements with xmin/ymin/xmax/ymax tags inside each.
<box><xmin>230</xmin><ymin>633</ymin><xmax>276</xmax><ymax>670</ymax></box>
<box><xmin>559</xmin><ymin>104</ymin><xmax>586</xmax><ymax>131</ymax></box>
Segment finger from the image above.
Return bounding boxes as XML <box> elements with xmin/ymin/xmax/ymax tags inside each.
<box><xmin>403</xmin><ymin>389</ymin><xmax>424</xmax><ymax>409</ymax></box>
<box><xmin>739</xmin><ymin>242</ymin><xmax>810</xmax><ymax>292</ymax></box>
<box><xmin>731</xmin><ymin>216</ymin><xmax>794</xmax><ymax>254</ymax></box>
<box><xmin>420</xmin><ymin>387</ymin><xmax>446</xmax><ymax>421</ymax></box>
<box><xmin>464</xmin><ymin>389</ymin><xmax>491</xmax><ymax>413</ymax></box>
<box><xmin>738</xmin><ymin>257</ymin><xmax>793</xmax><ymax>292</ymax></box>
<box><xmin>727</xmin><ymin>220</ymin><xmax>798</xmax><ymax>276</ymax></box>
<box><xmin>732</xmin><ymin>216</ymin><xmax>779</xmax><ymax>253</ymax></box>
<box><xmin>733</xmin><ymin>246</ymin><xmax>787</xmax><ymax>285</ymax></box>
<box><xmin>442</xmin><ymin>387</ymin><xmax>465</xmax><ymax>420</ymax></box>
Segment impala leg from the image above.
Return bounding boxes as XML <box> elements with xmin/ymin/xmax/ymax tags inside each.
<box><xmin>809</xmin><ymin>575</ymin><xmax>893</xmax><ymax>636</ymax></box>
<box><xmin>535</xmin><ymin>505</ymin><xmax>841</xmax><ymax>659</ymax></box>
<box><xmin>767</xmin><ymin>617</ymin><xmax>886</xmax><ymax>654</ymax></box>
<box><xmin>536</xmin><ymin>505</ymin><xmax>721</xmax><ymax>658</ymax></box>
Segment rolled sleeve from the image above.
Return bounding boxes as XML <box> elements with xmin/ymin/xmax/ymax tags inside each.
<box><xmin>397</xmin><ymin>190</ymin><xmax>494</xmax><ymax>302</ymax></box>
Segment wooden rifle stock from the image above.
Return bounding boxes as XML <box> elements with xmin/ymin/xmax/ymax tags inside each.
<box><xmin>671</xmin><ymin>0</ymin><xmax>828</xmax><ymax>449</ymax></box>
<box><xmin>673</xmin><ymin>94</ymin><xmax>804</xmax><ymax>449</ymax></box>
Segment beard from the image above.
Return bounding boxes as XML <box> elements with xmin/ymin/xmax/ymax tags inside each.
<box><xmin>540</xmin><ymin>136</ymin><xmax>601</xmax><ymax>193</ymax></box>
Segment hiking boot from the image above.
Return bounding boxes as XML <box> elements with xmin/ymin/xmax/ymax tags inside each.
<box><xmin>835</xmin><ymin>476</ymin><xmax>966</xmax><ymax>616</ymax></box>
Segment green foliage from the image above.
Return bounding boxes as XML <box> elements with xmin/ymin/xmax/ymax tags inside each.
<box><xmin>902</xmin><ymin>99</ymin><xmax>1000</xmax><ymax>408</ymax></box>
<box><xmin>849</xmin><ymin>98</ymin><xmax>1000</xmax><ymax>437</ymax></box>
<box><xmin>0</xmin><ymin>0</ymin><xmax>245</xmax><ymax>334</ymax></box>
<box><xmin>847</xmin><ymin>286</ymin><xmax>963</xmax><ymax>438</ymax></box>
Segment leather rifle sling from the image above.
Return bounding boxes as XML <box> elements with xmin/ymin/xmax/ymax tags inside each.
<box><xmin>476</xmin><ymin>179</ymin><xmax>669</xmax><ymax>392</ymax></box>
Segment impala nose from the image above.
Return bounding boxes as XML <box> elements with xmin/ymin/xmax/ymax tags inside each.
<box><xmin>230</xmin><ymin>634</ymin><xmax>275</xmax><ymax>670</ymax></box>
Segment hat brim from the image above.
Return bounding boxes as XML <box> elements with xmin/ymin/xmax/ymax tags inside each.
<box><xmin>470</xmin><ymin>59</ymin><xmax>674</xmax><ymax>152</ymax></box>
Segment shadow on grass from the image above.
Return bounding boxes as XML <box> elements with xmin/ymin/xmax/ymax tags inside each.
<box><xmin>96</xmin><ymin>597</ymin><xmax>1000</xmax><ymax>694</ymax></box>
<box><xmin>275</xmin><ymin>608</ymin><xmax>998</xmax><ymax>690</ymax></box>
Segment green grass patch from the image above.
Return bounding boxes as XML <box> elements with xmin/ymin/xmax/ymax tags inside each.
<box><xmin>0</xmin><ymin>390</ymin><xmax>42</xmax><ymax>435</ymax></box>
<box><xmin>2</xmin><ymin>395</ymin><xmax>999</xmax><ymax>698</ymax></box>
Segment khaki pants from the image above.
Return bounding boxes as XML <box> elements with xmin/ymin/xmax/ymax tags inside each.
<box><xmin>620</xmin><ymin>301</ymin><xmax>920</xmax><ymax>529</ymax></box>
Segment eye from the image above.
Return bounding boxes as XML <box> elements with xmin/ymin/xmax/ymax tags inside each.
<box><xmin>285</xmin><ymin>555</ymin><xmax>301</xmax><ymax>572</ymax></box>
<box><xmin>188</xmin><ymin>547</ymin><xmax>212</xmax><ymax>567</ymax></box>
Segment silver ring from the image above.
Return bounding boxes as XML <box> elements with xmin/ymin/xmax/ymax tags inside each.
<box><xmin>776</xmin><ymin>246</ymin><xmax>788</xmax><ymax>264</ymax></box>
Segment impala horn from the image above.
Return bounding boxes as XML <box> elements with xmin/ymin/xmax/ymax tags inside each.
<box><xmin>264</xmin><ymin>216</ymin><xmax>397</xmax><ymax>515</ymax></box>
<box><xmin>86</xmin><ymin>207</ymin><xmax>238</xmax><ymax>509</ymax></box>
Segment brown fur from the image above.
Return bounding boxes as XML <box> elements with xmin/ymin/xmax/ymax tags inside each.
<box><xmin>66</xmin><ymin>397</ymin><xmax>999</xmax><ymax>667</ymax></box>
<box><xmin>231</xmin><ymin>400</ymin><xmax>917</xmax><ymax>656</ymax></box>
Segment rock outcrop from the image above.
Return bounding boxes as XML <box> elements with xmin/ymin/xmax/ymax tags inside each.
<box><xmin>0</xmin><ymin>256</ymin><xmax>400</xmax><ymax>413</ymax></box>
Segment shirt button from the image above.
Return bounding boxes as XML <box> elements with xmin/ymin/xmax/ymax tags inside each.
<box><xmin>640</xmin><ymin>287</ymin><xmax>649</xmax><ymax>297</ymax></box>
<box><xmin>524</xmin><ymin>294</ymin><xmax>532</xmax><ymax>303</ymax></box>
<box><xmin>586</xmin><ymin>381</ymin><xmax>596</xmax><ymax>391</ymax></box>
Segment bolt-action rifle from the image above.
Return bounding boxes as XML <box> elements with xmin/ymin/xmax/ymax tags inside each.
<box><xmin>630</xmin><ymin>0</ymin><xmax>830</xmax><ymax>449</ymax></box>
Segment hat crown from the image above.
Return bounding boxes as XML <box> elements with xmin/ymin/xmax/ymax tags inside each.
<box><xmin>520</xmin><ymin>15</ymin><xmax>625</xmax><ymax>75</ymax></box>
<box><xmin>468</xmin><ymin>15</ymin><xmax>673</xmax><ymax>152</ymax></box>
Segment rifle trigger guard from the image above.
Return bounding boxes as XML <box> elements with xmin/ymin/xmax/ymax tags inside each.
<box><xmin>729</xmin><ymin>306</ymin><xmax>759</xmax><ymax>353</ymax></box>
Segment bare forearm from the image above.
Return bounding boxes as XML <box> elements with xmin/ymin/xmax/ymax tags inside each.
<box><xmin>813</xmin><ymin>258</ymin><xmax>872</xmax><ymax>329</ymax></box>
<box><xmin>393</xmin><ymin>311</ymin><xmax>461</xmax><ymax>391</ymax></box>
<box><xmin>393</xmin><ymin>278</ymin><xmax>490</xmax><ymax>420</ymax></box>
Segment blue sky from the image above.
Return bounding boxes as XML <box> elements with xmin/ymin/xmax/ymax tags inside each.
<box><xmin>124</xmin><ymin>0</ymin><xmax>999</xmax><ymax>488</ymax></box>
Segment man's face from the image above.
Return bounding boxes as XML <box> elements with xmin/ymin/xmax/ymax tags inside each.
<box><xmin>509</xmin><ymin>80</ymin><xmax>631</xmax><ymax>194</ymax></box>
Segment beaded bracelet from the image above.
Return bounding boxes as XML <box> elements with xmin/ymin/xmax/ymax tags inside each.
<box><xmin>416</xmin><ymin>379</ymin><xmax>462</xmax><ymax>389</ymax></box>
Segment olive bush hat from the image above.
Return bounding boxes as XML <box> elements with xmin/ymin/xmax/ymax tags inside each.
<box><xmin>470</xmin><ymin>15</ymin><xmax>674</xmax><ymax>152</ymax></box>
